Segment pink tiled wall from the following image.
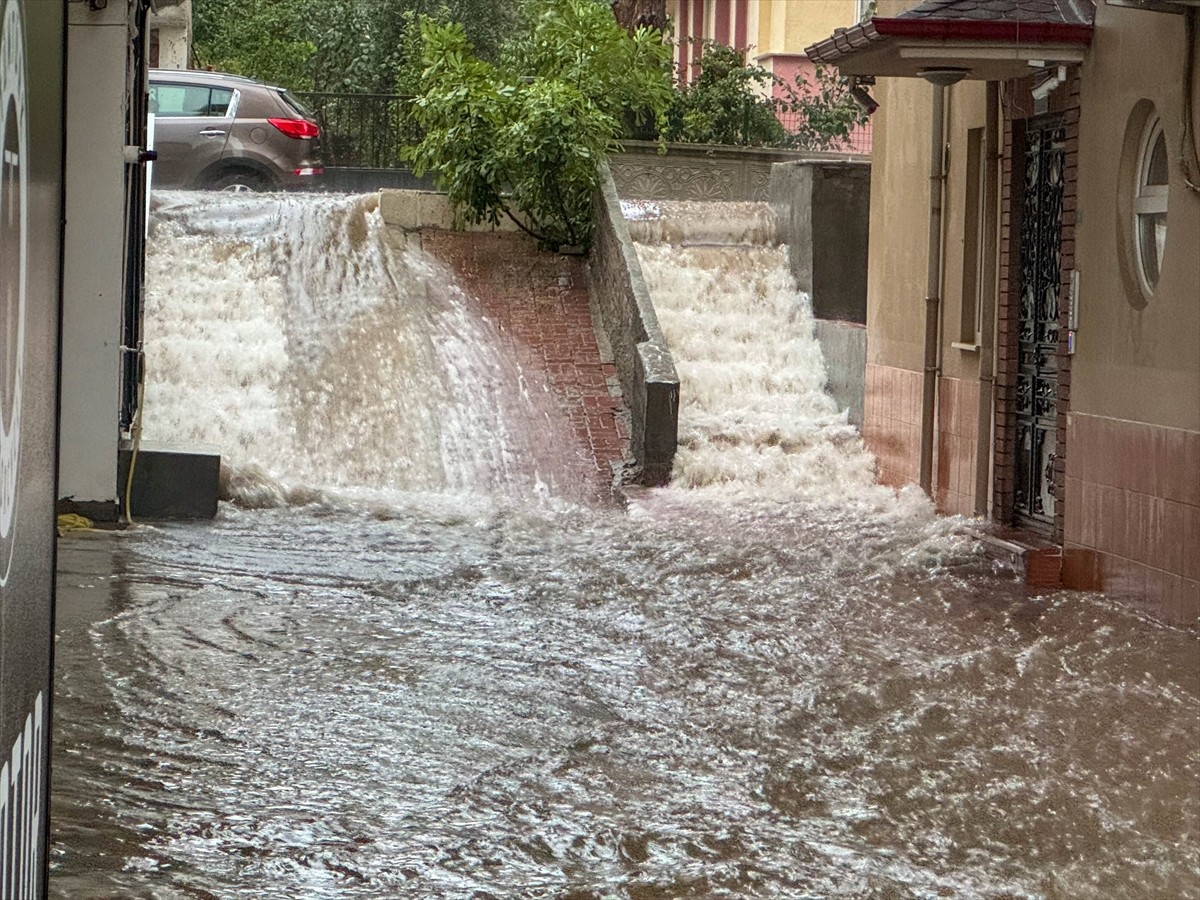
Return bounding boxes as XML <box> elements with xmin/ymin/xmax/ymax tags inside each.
<box><xmin>1063</xmin><ymin>413</ymin><xmax>1200</xmax><ymax>625</ymax></box>
<box><xmin>863</xmin><ymin>363</ymin><xmax>922</xmax><ymax>489</ymax></box>
<box><xmin>936</xmin><ymin>377</ymin><xmax>981</xmax><ymax>517</ymax></box>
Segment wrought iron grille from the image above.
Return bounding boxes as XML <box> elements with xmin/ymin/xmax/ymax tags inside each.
<box><xmin>1014</xmin><ymin>118</ymin><xmax>1065</xmax><ymax>527</ymax></box>
<box><xmin>295</xmin><ymin>93</ymin><xmax>423</xmax><ymax>169</ymax></box>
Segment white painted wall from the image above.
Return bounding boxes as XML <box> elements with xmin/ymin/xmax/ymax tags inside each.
<box><xmin>58</xmin><ymin>0</ymin><xmax>131</xmax><ymax>515</ymax></box>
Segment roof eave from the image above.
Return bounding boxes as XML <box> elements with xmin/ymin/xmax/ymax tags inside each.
<box><xmin>805</xmin><ymin>17</ymin><xmax>1093</xmax><ymax>80</ymax></box>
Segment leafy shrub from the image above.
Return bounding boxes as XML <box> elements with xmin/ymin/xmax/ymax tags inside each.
<box><xmin>662</xmin><ymin>42</ymin><xmax>788</xmax><ymax>147</ymax></box>
<box><xmin>405</xmin><ymin>0</ymin><xmax>674</xmax><ymax>250</ymax></box>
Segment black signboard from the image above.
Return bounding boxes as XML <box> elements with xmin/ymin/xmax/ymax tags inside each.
<box><xmin>1</xmin><ymin>1</ymin><xmax>64</xmax><ymax>896</ymax></box>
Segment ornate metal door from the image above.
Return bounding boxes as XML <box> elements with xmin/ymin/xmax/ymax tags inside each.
<box><xmin>1014</xmin><ymin>118</ymin><xmax>1064</xmax><ymax>528</ymax></box>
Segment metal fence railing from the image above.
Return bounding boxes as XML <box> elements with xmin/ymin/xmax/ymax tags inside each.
<box><xmin>774</xmin><ymin>108</ymin><xmax>873</xmax><ymax>155</ymax></box>
<box><xmin>295</xmin><ymin>92</ymin><xmax>423</xmax><ymax>169</ymax></box>
<box><xmin>294</xmin><ymin>92</ymin><xmax>871</xmax><ymax>169</ymax></box>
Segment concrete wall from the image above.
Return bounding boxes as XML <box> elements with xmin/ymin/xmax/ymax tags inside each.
<box><xmin>610</xmin><ymin>141</ymin><xmax>854</xmax><ymax>203</ymax></box>
<box><xmin>58</xmin><ymin>0</ymin><xmax>134</xmax><ymax>518</ymax></box>
<box><xmin>587</xmin><ymin>164</ymin><xmax>680</xmax><ymax>485</ymax></box>
<box><xmin>378</xmin><ymin>190</ymin><xmax>520</xmax><ymax>234</ymax></box>
<box><xmin>1072</xmin><ymin>4</ymin><xmax>1200</xmax><ymax>432</ymax></box>
<box><xmin>769</xmin><ymin>160</ymin><xmax>870</xmax><ymax>428</ymax></box>
<box><xmin>149</xmin><ymin>0</ymin><xmax>190</xmax><ymax>69</ymax></box>
<box><xmin>1060</xmin><ymin>3</ymin><xmax>1200</xmax><ymax>622</ymax></box>
<box><xmin>315</xmin><ymin>167</ymin><xmax>436</xmax><ymax>194</ymax></box>
<box><xmin>769</xmin><ymin>160</ymin><xmax>870</xmax><ymax>322</ymax></box>
<box><xmin>814</xmin><ymin>320</ymin><xmax>866</xmax><ymax>427</ymax></box>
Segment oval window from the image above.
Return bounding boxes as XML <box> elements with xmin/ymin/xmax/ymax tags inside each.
<box><xmin>1133</xmin><ymin>117</ymin><xmax>1168</xmax><ymax>295</ymax></box>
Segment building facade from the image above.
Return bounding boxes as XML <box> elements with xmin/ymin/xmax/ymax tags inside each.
<box><xmin>809</xmin><ymin>0</ymin><xmax>1200</xmax><ymax>624</ymax></box>
<box><xmin>148</xmin><ymin>0</ymin><xmax>192</xmax><ymax>69</ymax></box>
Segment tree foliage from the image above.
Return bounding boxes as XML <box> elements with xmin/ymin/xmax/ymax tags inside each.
<box><xmin>192</xmin><ymin>0</ymin><xmax>318</xmax><ymax>89</ymax></box>
<box><xmin>191</xmin><ymin>0</ymin><xmax>521</xmax><ymax>93</ymax></box>
<box><xmin>662</xmin><ymin>41</ymin><xmax>787</xmax><ymax>147</ymax></box>
<box><xmin>661</xmin><ymin>39</ymin><xmax>869</xmax><ymax>151</ymax></box>
<box><xmin>788</xmin><ymin>63</ymin><xmax>871</xmax><ymax>152</ymax></box>
<box><xmin>405</xmin><ymin>1</ymin><xmax>674</xmax><ymax>249</ymax></box>
<box><xmin>612</xmin><ymin>0</ymin><xmax>668</xmax><ymax>34</ymax></box>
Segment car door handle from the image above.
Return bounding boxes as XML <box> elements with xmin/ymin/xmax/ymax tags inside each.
<box><xmin>198</xmin><ymin>129</ymin><xmax>227</xmax><ymax>137</ymax></box>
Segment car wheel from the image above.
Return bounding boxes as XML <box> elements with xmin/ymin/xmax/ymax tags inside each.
<box><xmin>209</xmin><ymin>171</ymin><xmax>268</xmax><ymax>192</ymax></box>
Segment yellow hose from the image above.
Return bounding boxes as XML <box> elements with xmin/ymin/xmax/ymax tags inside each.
<box><xmin>56</xmin><ymin>513</ymin><xmax>93</xmax><ymax>536</ymax></box>
<box><xmin>123</xmin><ymin>348</ymin><xmax>146</xmax><ymax>526</ymax></box>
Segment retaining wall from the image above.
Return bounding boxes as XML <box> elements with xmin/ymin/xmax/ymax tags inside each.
<box><xmin>587</xmin><ymin>162</ymin><xmax>680</xmax><ymax>485</ymax></box>
<box><xmin>769</xmin><ymin>160</ymin><xmax>871</xmax><ymax>429</ymax></box>
<box><xmin>611</xmin><ymin>140</ymin><xmax>861</xmax><ymax>203</ymax></box>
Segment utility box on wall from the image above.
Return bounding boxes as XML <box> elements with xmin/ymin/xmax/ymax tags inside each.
<box><xmin>0</xmin><ymin>1</ymin><xmax>65</xmax><ymax>895</ymax></box>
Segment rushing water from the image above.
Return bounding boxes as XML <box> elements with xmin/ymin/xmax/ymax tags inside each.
<box><xmin>141</xmin><ymin>192</ymin><xmax>592</xmax><ymax>504</ymax></box>
<box><xmin>50</xmin><ymin>195</ymin><xmax>1199</xmax><ymax>900</ymax></box>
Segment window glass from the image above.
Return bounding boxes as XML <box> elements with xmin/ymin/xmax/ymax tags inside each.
<box><xmin>1134</xmin><ymin>118</ymin><xmax>1168</xmax><ymax>294</ymax></box>
<box><xmin>208</xmin><ymin>88</ymin><xmax>234</xmax><ymax>117</ymax></box>
<box><xmin>150</xmin><ymin>84</ymin><xmax>231</xmax><ymax>118</ymax></box>
<box><xmin>278</xmin><ymin>90</ymin><xmax>314</xmax><ymax>120</ymax></box>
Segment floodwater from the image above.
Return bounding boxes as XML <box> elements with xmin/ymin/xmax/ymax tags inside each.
<box><xmin>50</xmin><ymin>195</ymin><xmax>1199</xmax><ymax>899</ymax></box>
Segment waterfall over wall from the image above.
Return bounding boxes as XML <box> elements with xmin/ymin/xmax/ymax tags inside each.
<box><xmin>143</xmin><ymin>193</ymin><xmax>590</xmax><ymax>506</ymax></box>
<box><xmin>628</xmin><ymin>200</ymin><xmax>905</xmax><ymax>511</ymax></box>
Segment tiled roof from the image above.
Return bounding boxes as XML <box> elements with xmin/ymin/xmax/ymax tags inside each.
<box><xmin>896</xmin><ymin>0</ymin><xmax>1094</xmax><ymax>26</ymax></box>
<box><xmin>804</xmin><ymin>0</ymin><xmax>1095</xmax><ymax>71</ymax></box>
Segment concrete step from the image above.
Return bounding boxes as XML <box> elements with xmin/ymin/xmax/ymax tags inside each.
<box><xmin>118</xmin><ymin>444</ymin><xmax>220</xmax><ymax>520</ymax></box>
<box><xmin>971</xmin><ymin>526</ymin><xmax>1063</xmax><ymax>588</ymax></box>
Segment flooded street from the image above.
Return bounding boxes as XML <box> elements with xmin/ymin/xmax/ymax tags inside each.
<box><xmin>49</xmin><ymin>194</ymin><xmax>1199</xmax><ymax>898</ymax></box>
<box><xmin>51</xmin><ymin>499</ymin><xmax>1199</xmax><ymax>899</ymax></box>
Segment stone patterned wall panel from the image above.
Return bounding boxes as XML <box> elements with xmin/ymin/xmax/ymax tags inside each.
<box><xmin>611</xmin><ymin>141</ymin><xmax>851</xmax><ymax>203</ymax></box>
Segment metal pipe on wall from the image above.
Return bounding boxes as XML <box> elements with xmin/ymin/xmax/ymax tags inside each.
<box><xmin>919</xmin><ymin>83</ymin><xmax>947</xmax><ymax>495</ymax></box>
<box><xmin>974</xmin><ymin>81</ymin><xmax>1000</xmax><ymax>516</ymax></box>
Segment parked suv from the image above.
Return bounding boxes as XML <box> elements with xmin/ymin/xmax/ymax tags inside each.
<box><xmin>149</xmin><ymin>68</ymin><xmax>323</xmax><ymax>191</ymax></box>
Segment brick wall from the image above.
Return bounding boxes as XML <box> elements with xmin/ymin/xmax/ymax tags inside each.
<box><xmin>420</xmin><ymin>230</ymin><xmax>631</xmax><ymax>500</ymax></box>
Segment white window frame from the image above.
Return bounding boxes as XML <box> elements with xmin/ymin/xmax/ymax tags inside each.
<box><xmin>1133</xmin><ymin>115</ymin><xmax>1168</xmax><ymax>297</ymax></box>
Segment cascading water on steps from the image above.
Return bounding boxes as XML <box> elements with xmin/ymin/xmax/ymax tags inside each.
<box><xmin>628</xmin><ymin>200</ymin><xmax>919</xmax><ymax>514</ymax></box>
<box><xmin>143</xmin><ymin>192</ymin><xmax>592</xmax><ymax>506</ymax></box>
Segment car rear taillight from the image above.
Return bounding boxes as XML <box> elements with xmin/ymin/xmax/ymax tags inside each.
<box><xmin>293</xmin><ymin>167</ymin><xmax>324</xmax><ymax>177</ymax></box>
<box><xmin>268</xmin><ymin>117</ymin><xmax>320</xmax><ymax>139</ymax></box>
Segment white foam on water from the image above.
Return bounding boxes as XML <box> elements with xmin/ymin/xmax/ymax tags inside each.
<box><xmin>143</xmin><ymin>192</ymin><xmax>591</xmax><ymax>507</ymax></box>
<box><xmin>628</xmin><ymin>201</ymin><xmax>965</xmax><ymax>563</ymax></box>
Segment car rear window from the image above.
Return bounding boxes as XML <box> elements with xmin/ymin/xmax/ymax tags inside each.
<box><xmin>277</xmin><ymin>90</ymin><xmax>315</xmax><ymax>121</ymax></box>
<box><xmin>151</xmin><ymin>84</ymin><xmax>234</xmax><ymax>118</ymax></box>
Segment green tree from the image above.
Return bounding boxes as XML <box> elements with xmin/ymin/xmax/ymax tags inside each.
<box><xmin>192</xmin><ymin>0</ymin><xmax>319</xmax><ymax>89</ymax></box>
<box><xmin>662</xmin><ymin>41</ymin><xmax>788</xmax><ymax>147</ymax></box>
<box><xmin>405</xmin><ymin>1</ymin><xmax>674</xmax><ymax>249</ymax></box>
<box><xmin>192</xmin><ymin>0</ymin><xmax>521</xmax><ymax>94</ymax></box>
<box><xmin>786</xmin><ymin>63</ymin><xmax>871</xmax><ymax>152</ymax></box>
<box><xmin>657</xmin><ymin>40</ymin><xmax>870</xmax><ymax>151</ymax></box>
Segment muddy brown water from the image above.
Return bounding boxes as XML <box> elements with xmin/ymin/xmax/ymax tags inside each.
<box><xmin>48</xmin><ymin>194</ymin><xmax>1199</xmax><ymax>898</ymax></box>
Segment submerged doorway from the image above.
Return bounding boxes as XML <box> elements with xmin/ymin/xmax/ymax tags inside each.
<box><xmin>1012</xmin><ymin>115</ymin><xmax>1066</xmax><ymax>532</ymax></box>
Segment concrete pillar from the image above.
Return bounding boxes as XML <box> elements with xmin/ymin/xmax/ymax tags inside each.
<box><xmin>150</xmin><ymin>0</ymin><xmax>191</xmax><ymax>69</ymax></box>
<box><xmin>58</xmin><ymin>0</ymin><xmax>132</xmax><ymax>519</ymax></box>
